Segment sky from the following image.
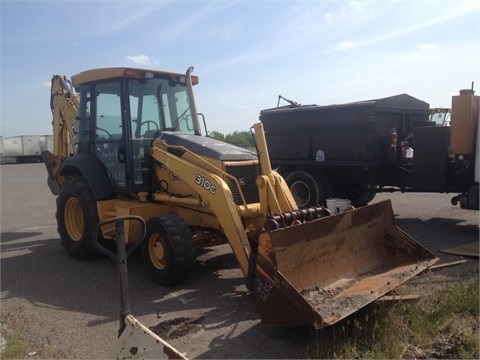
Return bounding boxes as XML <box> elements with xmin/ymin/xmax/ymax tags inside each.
<box><xmin>1</xmin><ymin>0</ymin><xmax>479</xmax><ymax>137</ymax></box>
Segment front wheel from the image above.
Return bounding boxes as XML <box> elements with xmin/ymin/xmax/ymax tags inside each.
<box><xmin>56</xmin><ymin>176</ymin><xmax>99</xmax><ymax>259</ymax></box>
<box><xmin>142</xmin><ymin>214</ymin><xmax>195</xmax><ymax>285</ymax></box>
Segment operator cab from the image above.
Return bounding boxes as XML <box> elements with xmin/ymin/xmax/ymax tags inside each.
<box><xmin>429</xmin><ymin>108</ymin><xmax>451</xmax><ymax>126</ymax></box>
<box><xmin>73</xmin><ymin>68</ymin><xmax>199</xmax><ymax>194</ymax></box>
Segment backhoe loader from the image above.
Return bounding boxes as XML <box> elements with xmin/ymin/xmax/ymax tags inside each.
<box><xmin>43</xmin><ymin>66</ymin><xmax>438</xmax><ymax>329</ymax></box>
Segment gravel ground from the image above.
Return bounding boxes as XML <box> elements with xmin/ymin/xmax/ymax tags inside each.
<box><xmin>0</xmin><ymin>163</ymin><xmax>478</xmax><ymax>359</ymax></box>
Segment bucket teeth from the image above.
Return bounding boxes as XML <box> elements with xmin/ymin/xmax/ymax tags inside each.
<box><xmin>265</xmin><ymin>206</ymin><xmax>331</xmax><ymax>230</ymax></box>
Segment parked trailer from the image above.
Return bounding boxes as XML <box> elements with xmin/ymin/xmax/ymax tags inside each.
<box><xmin>1</xmin><ymin>135</ymin><xmax>53</xmax><ymax>164</ymax></box>
<box><xmin>260</xmin><ymin>90</ymin><xmax>479</xmax><ymax>210</ymax></box>
<box><xmin>39</xmin><ymin>135</ymin><xmax>54</xmax><ymax>153</ymax></box>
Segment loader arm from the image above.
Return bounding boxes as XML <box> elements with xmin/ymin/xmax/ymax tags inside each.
<box><xmin>149</xmin><ymin>122</ymin><xmax>303</xmax><ymax>279</ymax></box>
<box><xmin>251</xmin><ymin>122</ymin><xmax>298</xmax><ymax>214</ymax></box>
<box><xmin>150</xmin><ymin>145</ymin><xmax>254</xmax><ymax>278</ymax></box>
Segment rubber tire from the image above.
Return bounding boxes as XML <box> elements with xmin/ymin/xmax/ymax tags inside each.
<box><xmin>316</xmin><ymin>171</ymin><xmax>333</xmax><ymax>205</ymax></box>
<box><xmin>355</xmin><ymin>190</ymin><xmax>376</xmax><ymax>206</ymax></box>
<box><xmin>348</xmin><ymin>185</ymin><xmax>377</xmax><ymax>207</ymax></box>
<box><xmin>285</xmin><ymin>170</ymin><xmax>324</xmax><ymax>208</ymax></box>
<box><xmin>142</xmin><ymin>214</ymin><xmax>195</xmax><ymax>285</ymax></box>
<box><xmin>57</xmin><ymin>176</ymin><xmax>99</xmax><ymax>259</ymax></box>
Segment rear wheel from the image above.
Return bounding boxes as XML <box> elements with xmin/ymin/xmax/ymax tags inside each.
<box><xmin>285</xmin><ymin>170</ymin><xmax>326</xmax><ymax>208</ymax></box>
<box><xmin>347</xmin><ymin>185</ymin><xmax>377</xmax><ymax>207</ymax></box>
<box><xmin>142</xmin><ymin>214</ymin><xmax>195</xmax><ymax>285</ymax></box>
<box><xmin>317</xmin><ymin>171</ymin><xmax>333</xmax><ymax>204</ymax></box>
<box><xmin>57</xmin><ymin>176</ymin><xmax>99</xmax><ymax>259</ymax></box>
<box><xmin>355</xmin><ymin>190</ymin><xmax>376</xmax><ymax>206</ymax></box>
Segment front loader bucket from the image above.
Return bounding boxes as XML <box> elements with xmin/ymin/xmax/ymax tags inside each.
<box><xmin>253</xmin><ymin>200</ymin><xmax>438</xmax><ymax>328</ymax></box>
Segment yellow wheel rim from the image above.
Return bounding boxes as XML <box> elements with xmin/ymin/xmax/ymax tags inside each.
<box><xmin>65</xmin><ymin>197</ymin><xmax>84</xmax><ymax>242</ymax></box>
<box><xmin>149</xmin><ymin>233</ymin><xmax>167</xmax><ymax>270</ymax></box>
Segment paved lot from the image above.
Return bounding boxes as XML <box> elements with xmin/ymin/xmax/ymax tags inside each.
<box><xmin>0</xmin><ymin>163</ymin><xmax>478</xmax><ymax>358</ymax></box>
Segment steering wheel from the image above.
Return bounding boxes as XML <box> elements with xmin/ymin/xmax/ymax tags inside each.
<box><xmin>96</xmin><ymin>127</ymin><xmax>110</xmax><ymax>136</ymax></box>
<box><xmin>141</xmin><ymin>120</ymin><xmax>159</xmax><ymax>132</ymax></box>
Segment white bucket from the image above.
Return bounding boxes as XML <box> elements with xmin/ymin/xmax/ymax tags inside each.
<box><xmin>327</xmin><ymin>198</ymin><xmax>342</xmax><ymax>214</ymax></box>
<box><xmin>326</xmin><ymin>198</ymin><xmax>338</xmax><ymax>214</ymax></box>
<box><xmin>405</xmin><ymin>147</ymin><xmax>414</xmax><ymax>158</ymax></box>
<box><xmin>326</xmin><ymin>198</ymin><xmax>352</xmax><ymax>214</ymax></box>
<box><xmin>336</xmin><ymin>199</ymin><xmax>352</xmax><ymax>213</ymax></box>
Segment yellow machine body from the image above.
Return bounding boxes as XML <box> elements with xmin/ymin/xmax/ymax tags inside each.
<box><xmin>43</xmin><ymin>67</ymin><xmax>438</xmax><ymax>328</ymax></box>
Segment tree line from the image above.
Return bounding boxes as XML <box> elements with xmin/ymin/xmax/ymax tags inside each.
<box><xmin>208</xmin><ymin>130</ymin><xmax>255</xmax><ymax>149</ymax></box>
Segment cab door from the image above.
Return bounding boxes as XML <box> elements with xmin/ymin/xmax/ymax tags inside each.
<box><xmin>92</xmin><ymin>81</ymin><xmax>128</xmax><ymax>191</ymax></box>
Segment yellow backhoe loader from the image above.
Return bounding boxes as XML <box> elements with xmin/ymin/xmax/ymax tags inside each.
<box><xmin>43</xmin><ymin>67</ymin><xmax>438</xmax><ymax>330</ymax></box>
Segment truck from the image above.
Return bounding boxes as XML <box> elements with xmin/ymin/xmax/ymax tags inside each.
<box><xmin>260</xmin><ymin>89</ymin><xmax>479</xmax><ymax>210</ymax></box>
<box><xmin>0</xmin><ymin>135</ymin><xmax>53</xmax><ymax>164</ymax></box>
<box><xmin>42</xmin><ymin>67</ymin><xmax>437</xmax><ymax>331</ymax></box>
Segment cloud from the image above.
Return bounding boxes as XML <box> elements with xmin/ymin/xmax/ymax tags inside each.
<box><xmin>321</xmin><ymin>0</ymin><xmax>478</xmax><ymax>55</ymax></box>
<box><xmin>361</xmin><ymin>1</ymin><xmax>480</xmax><ymax>47</ymax></box>
<box><xmin>2</xmin><ymin>2</ymin><xmax>170</xmax><ymax>45</ymax></box>
<box><xmin>417</xmin><ymin>43</ymin><xmax>440</xmax><ymax>51</ymax></box>
<box><xmin>166</xmin><ymin>1</ymin><xmax>238</xmax><ymax>42</ymax></box>
<box><xmin>125</xmin><ymin>54</ymin><xmax>159</xmax><ymax>66</ymax></box>
<box><xmin>347</xmin><ymin>1</ymin><xmax>368</xmax><ymax>14</ymax></box>
<box><xmin>333</xmin><ymin>40</ymin><xmax>358</xmax><ymax>51</ymax></box>
<box><xmin>84</xmin><ymin>2</ymin><xmax>170</xmax><ymax>37</ymax></box>
<box><xmin>209</xmin><ymin>2</ymin><xmax>372</xmax><ymax>69</ymax></box>
<box><xmin>324</xmin><ymin>12</ymin><xmax>333</xmax><ymax>23</ymax></box>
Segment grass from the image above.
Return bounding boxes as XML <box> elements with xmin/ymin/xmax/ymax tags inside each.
<box><xmin>0</xmin><ymin>314</ymin><xmax>68</xmax><ymax>359</ymax></box>
<box><xmin>0</xmin><ymin>327</ymin><xmax>68</xmax><ymax>360</ymax></box>
<box><xmin>0</xmin><ymin>328</ymin><xmax>28</xmax><ymax>359</ymax></box>
<box><xmin>308</xmin><ymin>280</ymin><xmax>479</xmax><ymax>359</ymax></box>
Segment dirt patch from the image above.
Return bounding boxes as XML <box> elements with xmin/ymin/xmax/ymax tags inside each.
<box><xmin>150</xmin><ymin>315</ymin><xmax>205</xmax><ymax>340</ymax></box>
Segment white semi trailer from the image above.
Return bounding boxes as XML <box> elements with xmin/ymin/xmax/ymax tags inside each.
<box><xmin>1</xmin><ymin>135</ymin><xmax>53</xmax><ymax>164</ymax></box>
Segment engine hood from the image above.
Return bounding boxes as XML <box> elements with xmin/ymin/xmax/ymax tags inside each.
<box><xmin>158</xmin><ymin>132</ymin><xmax>257</xmax><ymax>162</ymax></box>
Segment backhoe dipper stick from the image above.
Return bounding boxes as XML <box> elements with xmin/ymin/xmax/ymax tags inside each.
<box><xmin>92</xmin><ymin>215</ymin><xmax>146</xmax><ymax>337</ymax></box>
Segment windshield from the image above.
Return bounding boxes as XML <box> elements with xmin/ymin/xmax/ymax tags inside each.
<box><xmin>128</xmin><ymin>78</ymin><xmax>195</xmax><ymax>138</ymax></box>
<box><xmin>429</xmin><ymin>109</ymin><xmax>451</xmax><ymax>126</ymax></box>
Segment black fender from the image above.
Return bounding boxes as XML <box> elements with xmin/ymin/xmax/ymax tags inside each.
<box><xmin>59</xmin><ymin>154</ymin><xmax>112</xmax><ymax>200</ymax></box>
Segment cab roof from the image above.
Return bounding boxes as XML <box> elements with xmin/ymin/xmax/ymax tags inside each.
<box><xmin>71</xmin><ymin>67</ymin><xmax>199</xmax><ymax>87</ymax></box>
